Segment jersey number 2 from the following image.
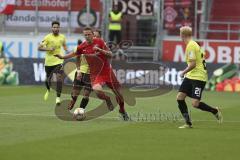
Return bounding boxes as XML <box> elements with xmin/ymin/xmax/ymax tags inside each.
<box><xmin>194</xmin><ymin>87</ymin><xmax>201</xmax><ymax>97</ymax></box>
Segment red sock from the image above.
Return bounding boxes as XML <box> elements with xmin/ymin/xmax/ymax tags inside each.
<box><xmin>116</xmin><ymin>96</ymin><xmax>125</xmax><ymax>113</ymax></box>
<box><xmin>96</xmin><ymin>91</ymin><xmax>110</xmax><ymax>101</ymax></box>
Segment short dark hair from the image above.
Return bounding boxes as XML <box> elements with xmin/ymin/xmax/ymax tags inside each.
<box><xmin>83</xmin><ymin>27</ymin><xmax>93</xmax><ymax>33</ymax></box>
<box><xmin>77</xmin><ymin>39</ymin><xmax>82</xmax><ymax>45</ymax></box>
<box><xmin>94</xmin><ymin>29</ymin><xmax>102</xmax><ymax>37</ymax></box>
<box><xmin>52</xmin><ymin>21</ymin><xmax>60</xmax><ymax>27</ymax></box>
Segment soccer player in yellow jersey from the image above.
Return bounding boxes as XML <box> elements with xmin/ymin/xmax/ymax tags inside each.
<box><xmin>38</xmin><ymin>21</ymin><xmax>68</xmax><ymax>105</ymax></box>
<box><xmin>177</xmin><ymin>26</ymin><xmax>223</xmax><ymax>128</ymax></box>
<box><xmin>59</xmin><ymin>30</ymin><xmax>103</xmax><ymax>112</ymax></box>
<box><xmin>0</xmin><ymin>41</ymin><xmax>5</xmax><ymax>58</ymax></box>
<box><xmin>68</xmin><ymin>30</ymin><xmax>102</xmax><ymax>111</ymax></box>
<box><xmin>67</xmin><ymin>39</ymin><xmax>92</xmax><ymax>112</ymax></box>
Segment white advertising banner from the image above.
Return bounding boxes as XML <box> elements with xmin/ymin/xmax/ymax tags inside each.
<box><xmin>5</xmin><ymin>10</ymin><xmax>100</xmax><ymax>27</ymax></box>
<box><xmin>163</xmin><ymin>40</ymin><xmax>240</xmax><ymax>64</ymax></box>
<box><xmin>5</xmin><ymin>0</ymin><xmax>102</xmax><ymax>28</ymax></box>
<box><xmin>1</xmin><ymin>35</ymin><xmax>83</xmax><ymax>58</ymax></box>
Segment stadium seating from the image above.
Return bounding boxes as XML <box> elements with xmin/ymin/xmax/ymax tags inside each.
<box><xmin>207</xmin><ymin>0</ymin><xmax>240</xmax><ymax>40</ymax></box>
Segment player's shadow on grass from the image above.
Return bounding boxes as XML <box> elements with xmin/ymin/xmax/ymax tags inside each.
<box><xmin>52</xmin><ymin>61</ymin><xmax>174</xmax><ymax>121</ymax></box>
<box><xmin>54</xmin><ymin>85</ymin><xmax>173</xmax><ymax>121</ymax></box>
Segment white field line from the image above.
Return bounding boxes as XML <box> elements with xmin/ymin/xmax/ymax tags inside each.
<box><xmin>0</xmin><ymin>112</ymin><xmax>240</xmax><ymax>123</ymax></box>
<box><xmin>0</xmin><ymin>112</ymin><xmax>120</xmax><ymax>119</ymax></box>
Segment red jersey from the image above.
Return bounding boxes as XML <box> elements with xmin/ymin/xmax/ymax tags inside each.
<box><xmin>76</xmin><ymin>38</ymin><xmax>118</xmax><ymax>86</ymax></box>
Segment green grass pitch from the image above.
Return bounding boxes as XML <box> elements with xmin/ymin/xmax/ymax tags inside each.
<box><xmin>0</xmin><ymin>86</ymin><xmax>240</xmax><ymax>160</ymax></box>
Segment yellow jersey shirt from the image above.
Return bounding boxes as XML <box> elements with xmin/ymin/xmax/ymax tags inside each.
<box><xmin>0</xmin><ymin>41</ymin><xmax>3</xmax><ymax>57</ymax></box>
<box><xmin>0</xmin><ymin>41</ymin><xmax>3</xmax><ymax>51</ymax></box>
<box><xmin>41</xmin><ymin>33</ymin><xmax>65</xmax><ymax>66</ymax></box>
<box><xmin>185</xmin><ymin>40</ymin><xmax>208</xmax><ymax>82</ymax></box>
<box><xmin>74</xmin><ymin>46</ymin><xmax>90</xmax><ymax>74</ymax></box>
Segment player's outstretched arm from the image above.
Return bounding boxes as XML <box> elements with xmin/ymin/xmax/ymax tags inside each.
<box><xmin>62</xmin><ymin>40</ymin><xmax>69</xmax><ymax>52</ymax></box>
<box><xmin>93</xmin><ymin>46</ymin><xmax>113</xmax><ymax>58</ymax></box>
<box><xmin>38</xmin><ymin>43</ymin><xmax>55</xmax><ymax>52</ymax></box>
<box><xmin>54</xmin><ymin>52</ymin><xmax>76</xmax><ymax>59</ymax></box>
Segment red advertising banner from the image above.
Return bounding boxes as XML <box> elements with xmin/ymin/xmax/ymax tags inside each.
<box><xmin>6</xmin><ymin>0</ymin><xmax>102</xmax><ymax>28</ymax></box>
<box><xmin>15</xmin><ymin>0</ymin><xmax>101</xmax><ymax>11</ymax></box>
<box><xmin>164</xmin><ymin>0</ymin><xmax>195</xmax><ymax>35</ymax></box>
<box><xmin>0</xmin><ymin>0</ymin><xmax>15</xmax><ymax>14</ymax></box>
<box><xmin>15</xmin><ymin>0</ymin><xmax>69</xmax><ymax>10</ymax></box>
<box><xmin>163</xmin><ymin>40</ymin><xmax>240</xmax><ymax>64</ymax></box>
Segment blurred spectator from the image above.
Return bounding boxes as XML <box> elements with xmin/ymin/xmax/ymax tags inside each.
<box><xmin>0</xmin><ymin>41</ymin><xmax>19</xmax><ymax>85</ymax></box>
<box><xmin>94</xmin><ymin>29</ymin><xmax>102</xmax><ymax>38</ymax></box>
<box><xmin>0</xmin><ymin>41</ymin><xmax>5</xmax><ymax>58</ymax></box>
<box><xmin>113</xmin><ymin>48</ymin><xmax>127</xmax><ymax>61</ymax></box>
<box><xmin>109</xmin><ymin>5</ymin><xmax>122</xmax><ymax>44</ymax></box>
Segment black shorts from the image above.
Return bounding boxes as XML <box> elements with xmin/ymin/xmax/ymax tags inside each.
<box><xmin>179</xmin><ymin>78</ymin><xmax>206</xmax><ymax>100</ymax></box>
<box><xmin>45</xmin><ymin>64</ymin><xmax>63</xmax><ymax>78</ymax></box>
<box><xmin>73</xmin><ymin>72</ymin><xmax>92</xmax><ymax>91</ymax></box>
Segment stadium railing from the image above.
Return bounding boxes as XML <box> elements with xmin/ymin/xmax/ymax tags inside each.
<box><xmin>200</xmin><ymin>21</ymin><xmax>240</xmax><ymax>40</ymax></box>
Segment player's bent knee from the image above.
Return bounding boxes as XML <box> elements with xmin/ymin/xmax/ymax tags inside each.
<box><xmin>176</xmin><ymin>93</ymin><xmax>185</xmax><ymax>101</ymax></box>
<box><xmin>92</xmin><ymin>84</ymin><xmax>102</xmax><ymax>91</ymax></box>
<box><xmin>192</xmin><ymin>100</ymin><xmax>200</xmax><ymax>108</ymax></box>
<box><xmin>72</xmin><ymin>90</ymin><xmax>80</xmax><ymax>95</ymax></box>
<box><xmin>56</xmin><ymin>74</ymin><xmax>62</xmax><ymax>80</ymax></box>
<box><xmin>83</xmin><ymin>91</ymin><xmax>90</xmax><ymax>97</ymax></box>
<box><xmin>176</xmin><ymin>96</ymin><xmax>182</xmax><ymax>101</ymax></box>
<box><xmin>83</xmin><ymin>96</ymin><xmax>89</xmax><ymax>99</ymax></box>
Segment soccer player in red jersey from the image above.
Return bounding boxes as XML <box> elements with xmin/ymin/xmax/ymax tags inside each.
<box><xmin>56</xmin><ymin>27</ymin><xmax>129</xmax><ymax>121</ymax></box>
<box><xmin>79</xmin><ymin>27</ymin><xmax>129</xmax><ymax>120</ymax></box>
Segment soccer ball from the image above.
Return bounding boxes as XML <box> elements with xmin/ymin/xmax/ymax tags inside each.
<box><xmin>73</xmin><ymin>108</ymin><xmax>86</xmax><ymax>121</ymax></box>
